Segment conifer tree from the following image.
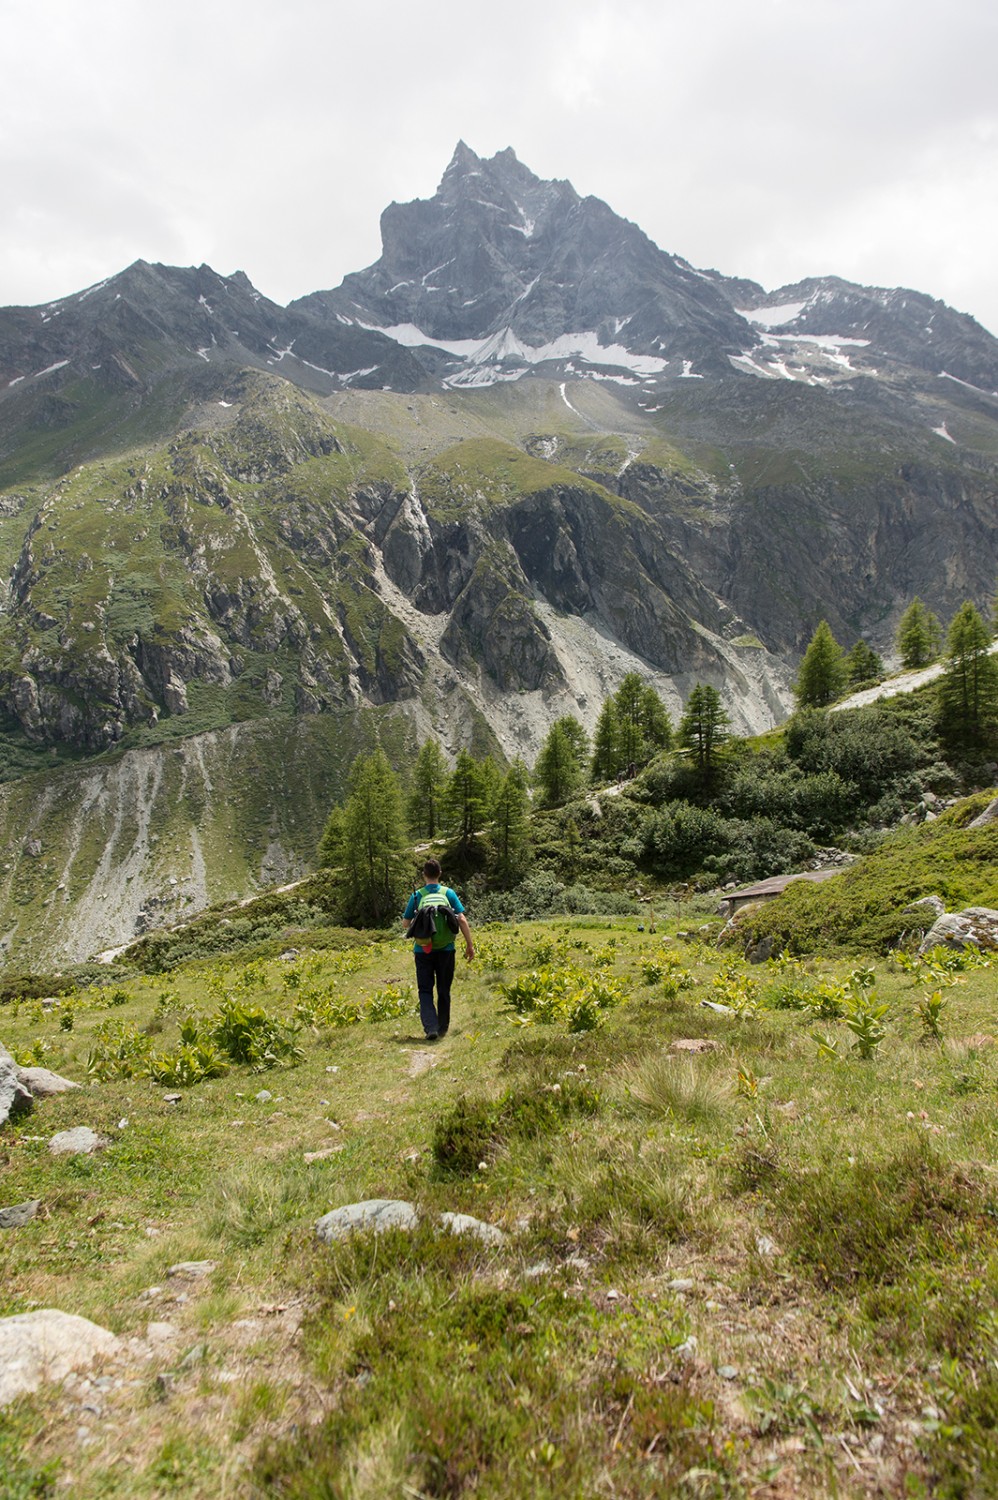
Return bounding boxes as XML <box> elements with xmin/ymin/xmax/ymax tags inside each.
<box><xmin>446</xmin><ymin>749</ymin><xmax>489</xmax><ymax>856</ymax></box>
<box><xmin>590</xmin><ymin>698</ymin><xmax>622</xmax><ymax>782</ymax></box>
<box><xmin>795</xmin><ymin>621</ymin><xmax>848</xmax><ymax>707</ymax></box>
<box><xmin>844</xmin><ymin>640</ymin><xmax>883</xmax><ymax>689</ymax></box>
<box><xmin>640</xmin><ymin>684</ymin><xmax>673</xmax><ymax>752</ymax></box>
<box><xmin>406</xmin><ymin>738</ymin><xmax>447</xmax><ymax>839</ymax></box>
<box><xmin>678</xmin><ymin>683</ymin><xmax>730</xmax><ymax>783</ymax></box>
<box><xmin>489</xmin><ymin>760</ymin><xmax>532</xmax><ymax>885</ymax></box>
<box><xmin>896</xmin><ymin>597</ymin><xmax>943</xmax><ymax>669</ymax></box>
<box><xmin>938</xmin><ymin>600</ymin><xmax>998</xmax><ymax>750</ymax></box>
<box><xmin>338</xmin><ymin>750</ymin><xmax>409</xmax><ymax>926</ymax></box>
<box><xmin>614</xmin><ymin>672</ymin><xmax>649</xmax><ymax>767</ymax></box>
<box><xmin>534</xmin><ymin>720</ymin><xmax>583</xmax><ymax>807</ymax></box>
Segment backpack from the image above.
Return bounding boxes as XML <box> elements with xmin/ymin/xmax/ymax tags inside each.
<box><xmin>409</xmin><ymin>886</ymin><xmax>460</xmax><ymax>943</ymax></box>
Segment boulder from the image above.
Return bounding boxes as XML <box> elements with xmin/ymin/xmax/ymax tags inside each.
<box><xmin>904</xmin><ymin>895</ymin><xmax>946</xmax><ymax>920</ymax></box>
<box><xmin>17</xmin><ymin>1066</ymin><xmax>80</xmax><ymax>1098</ymax></box>
<box><xmin>49</xmin><ymin>1127</ymin><xmax>108</xmax><ymax>1156</ymax></box>
<box><xmin>316</xmin><ymin>1199</ymin><xmax>419</xmax><ymax>1243</ymax></box>
<box><xmin>968</xmin><ymin>797</ymin><xmax>998</xmax><ymax>828</ymax></box>
<box><xmin>438</xmin><ymin>1212</ymin><xmax>505</xmax><ymax>1246</ymax></box>
<box><xmin>0</xmin><ymin>1200</ymin><xmax>41</xmax><ymax>1230</ymax></box>
<box><xmin>920</xmin><ymin>907</ymin><xmax>998</xmax><ymax>954</ymax></box>
<box><xmin>0</xmin><ymin>1310</ymin><xmax>120</xmax><ymax>1406</ymax></box>
<box><xmin>0</xmin><ymin>1043</ymin><xmax>33</xmax><ymax>1126</ymax></box>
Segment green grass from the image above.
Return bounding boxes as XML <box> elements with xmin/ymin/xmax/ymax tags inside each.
<box><xmin>2</xmin><ymin>912</ymin><xmax>998</xmax><ymax>1495</ymax></box>
<box><xmin>738</xmin><ymin>791</ymin><xmax>998</xmax><ymax>954</ymax></box>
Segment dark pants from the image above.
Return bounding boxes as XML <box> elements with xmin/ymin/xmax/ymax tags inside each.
<box><xmin>414</xmin><ymin>948</ymin><xmax>455</xmax><ymax>1037</ymax></box>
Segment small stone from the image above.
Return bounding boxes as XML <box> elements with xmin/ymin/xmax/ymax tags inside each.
<box><xmin>138</xmin><ymin>1287</ymin><xmax>163</xmax><ymax>1302</ymax></box>
<box><xmin>670</xmin><ymin>1039</ymin><xmax>720</xmax><ymax>1054</ymax></box>
<box><xmin>145</xmin><ymin>1322</ymin><xmax>179</xmax><ymax>1345</ymax></box>
<box><xmin>606</xmin><ymin>1288</ymin><xmax>620</xmax><ymax>1301</ymax></box>
<box><xmin>668</xmin><ymin>1278</ymin><xmax>695</xmax><ymax>1292</ymax></box>
<box><xmin>49</xmin><ymin>1127</ymin><xmax>107</xmax><ymax>1157</ymax></box>
<box><xmin>0</xmin><ymin>1201</ymin><xmax>41</xmax><ymax>1230</ymax></box>
<box><xmin>438</xmin><ymin>1212</ymin><xmax>505</xmax><ymax>1246</ymax></box>
<box><xmin>755</xmin><ymin>1234</ymin><xmax>779</xmax><ymax>1257</ymax></box>
<box><xmin>163</xmin><ymin>1095</ymin><xmax>181</xmax><ymax>1105</ymax></box>
<box><xmin>676</xmin><ymin>1336</ymin><xmax>698</xmax><ymax>1361</ymax></box>
<box><xmin>718</xmin><ymin>1364</ymin><xmax>739</xmax><ymax>1380</ymax></box>
<box><xmin>166</xmin><ymin>1261</ymin><xmax>216</xmax><ymax>1280</ymax></box>
<box><xmin>255</xmin><ymin>1090</ymin><xmax>273</xmax><ymax>1103</ymax></box>
<box><xmin>179</xmin><ymin>1343</ymin><xmax>206</xmax><ymax>1368</ymax></box>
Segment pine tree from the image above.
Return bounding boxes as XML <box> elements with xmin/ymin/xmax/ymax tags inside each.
<box><xmin>844</xmin><ymin>640</ymin><xmax>883</xmax><ymax>689</ymax></box>
<box><xmin>552</xmin><ymin>715</ymin><xmax>589</xmax><ymax>769</ymax></box>
<box><xmin>489</xmin><ymin>760</ymin><xmax>532</xmax><ymax>885</ymax></box>
<box><xmin>315</xmin><ymin>805</ymin><xmax>345</xmax><ymax>869</ymax></box>
<box><xmin>678</xmin><ymin>683</ymin><xmax>730</xmax><ymax>783</ymax></box>
<box><xmin>590</xmin><ymin>698</ymin><xmax>622</xmax><ymax>782</ymax></box>
<box><xmin>795</xmin><ymin>621</ymin><xmax>848</xmax><ymax>708</ymax></box>
<box><xmin>406</xmin><ymin>738</ymin><xmax>448</xmax><ymax>839</ymax></box>
<box><xmin>534</xmin><ymin>721</ymin><xmax>583</xmax><ymax>807</ymax></box>
<box><xmin>640</xmin><ymin>684</ymin><xmax>673</xmax><ymax>752</ymax></box>
<box><xmin>339</xmin><ymin>750</ymin><xmax>409</xmax><ymax>926</ymax></box>
<box><xmin>446</xmin><ymin>750</ymin><xmax>489</xmax><ymax>857</ymax></box>
<box><xmin>938</xmin><ymin>601</ymin><xmax>998</xmax><ymax>750</ymax></box>
<box><xmin>896</xmin><ymin>597</ymin><xmax>943</xmax><ymax>670</ymax></box>
<box><xmin>614</xmin><ymin>672</ymin><xmax>649</xmax><ymax>767</ymax></box>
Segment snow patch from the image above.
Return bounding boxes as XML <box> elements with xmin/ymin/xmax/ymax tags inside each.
<box><xmin>932</xmin><ymin>422</ymin><xmax>956</xmax><ymax>444</ymax></box>
<box><xmin>736</xmin><ymin>301</ymin><xmax>807</xmax><ymax>328</ymax></box>
<box><xmin>34</xmin><ymin>360</ymin><xmax>70</xmax><ymax>378</ymax></box>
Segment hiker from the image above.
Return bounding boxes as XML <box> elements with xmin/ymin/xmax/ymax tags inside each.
<box><xmin>402</xmin><ymin>858</ymin><xmax>474</xmax><ymax>1040</ymax></box>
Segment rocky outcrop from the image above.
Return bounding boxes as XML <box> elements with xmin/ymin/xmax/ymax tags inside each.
<box><xmin>0</xmin><ymin>1310</ymin><xmax>120</xmax><ymax>1407</ymax></box>
<box><xmin>919</xmin><ymin>907</ymin><xmax>998</xmax><ymax>954</ymax></box>
<box><xmin>0</xmin><ymin>1043</ymin><xmax>33</xmax><ymax>1126</ymax></box>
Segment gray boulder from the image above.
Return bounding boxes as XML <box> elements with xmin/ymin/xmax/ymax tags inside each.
<box><xmin>0</xmin><ymin>1310</ymin><xmax>120</xmax><ymax>1406</ymax></box>
<box><xmin>17</xmin><ymin>1066</ymin><xmax>80</xmax><ymax>1098</ymax></box>
<box><xmin>49</xmin><ymin>1127</ymin><xmax>108</xmax><ymax>1156</ymax></box>
<box><xmin>0</xmin><ymin>1043</ymin><xmax>33</xmax><ymax>1126</ymax></box>
<box><xmin>920</xmin><ymin>907</ymin><xmax>998</xmax><ymax>954</ymax></box>
<box><xmin>316</xmin><ymin>1199</ymin><xmax>419</xmax><ymax>1243</ymax></box>
<box><xmin>904</xmin><ymin>894</ymin><xmax>946</xmax><ymax>920</ymax></box>
<box><xmin>0</xmin><ymin>1201</ymin><xmax>41</xmax><ymax>1230</ymax></box>
<box><xmin>969</xmin><ymin>797</ymin><xmax>998</xmax><ymax>828</ymax></box>
<box><xmin>438</xmin><ymin>1212</ymin><xmax>506</xmax><ymax>1246</ymax></box>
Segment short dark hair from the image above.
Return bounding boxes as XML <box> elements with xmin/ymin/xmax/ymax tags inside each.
<box><xmin>422</xmin><ymin>857</ymin><xmax>442</xmax><ymax>879</ymax></box>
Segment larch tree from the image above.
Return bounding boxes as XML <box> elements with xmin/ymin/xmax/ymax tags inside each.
<box><xmin>407</xmin><ymin>738</ymin><xmax>448</xmax><ymax>840</ymax></box>
<box><xmin>896</xmin><ymin>597</ymin><xmax>943</xmax><ymax>670</ymax></box>
<box><xmin>339</xmin><ymin>749</ymin><xmax>409</xmax><ymax>926</ymax></box>
<box><xmin>795</xmin><ymin>621</ymin><xmax>848</xmax><ymax>708</ymax></box>
<box><xmin>678</xmin><ymin>683</ymin><xmax>731</xmax><ymax>784</ymax></box>
<box><xmin>938</xmin><ymin>600</ymin><xmax>998</xmax><ymax>750</ymax></box>
<box><xmin>534</xmin><ymin>720</ymin><xmax>583</xmax><ymax>807</ymax></box>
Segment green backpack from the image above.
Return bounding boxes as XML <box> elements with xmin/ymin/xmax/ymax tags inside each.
<box><xmin>409</xmin><ymin>887</ymin><xmax>460</xmax><ymax>944</ymax></box>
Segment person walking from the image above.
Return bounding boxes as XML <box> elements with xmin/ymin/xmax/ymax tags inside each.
<box><xmin>402</xmin><ymin>858</ymin><xmax>474</xmax><ymax>1040</ymax></box>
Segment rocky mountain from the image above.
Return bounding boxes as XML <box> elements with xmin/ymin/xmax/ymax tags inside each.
<box><xmin>0</xmin><ymin>141</ymin><xmax>996</xmax><ymax>965</ymax></box>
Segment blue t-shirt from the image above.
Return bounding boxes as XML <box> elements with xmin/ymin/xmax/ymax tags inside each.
<box><xmin>403</xmin><ymin>884</ymin><xmax>464</xmax><ymax>952</ymax></box>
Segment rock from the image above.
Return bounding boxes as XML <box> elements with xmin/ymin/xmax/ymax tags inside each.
<box><xmin>255</xmin><ymin>1090</ymin><xmax>273</xmax><ymax>1103</ymax></box>
<box><xmin>315</xmin><ymin>1199</ymin><xmax>419</xmax><ymax>1243</ymax></box>
<box><xmin>167</xmin><ymin>1261</ymin><xmax>216</xmax><ymax>1280</ymax></box>
<box><xmin>755</xmin><ymin>1234</ymin><xmax>780</xmax><ymax>1257</ymax></box>
<box><xmin>0</xmin><ymin>1200</ymin><xmax>41</xmax><ymax>1229</ymax></box>
<box><xmin>969</xmin><ymin>797</ymin><xmax>998</xmax><ymax>828</ymax></box>
<box><xmin>49</xmin><ymin>1127</ymin><xmax>108</xmax><ymax>1156</ymax></box>
<box><xmin>670</xmin><ymin>1039</ymin><xmax>721</xmax><ymax>1055</ymax></box>
<box><xmin>904</xmin><ymin>895</ymin><xmax>946</xmax><ymax>919</ymax></box>
<box><xmin>144</xmin><ymin>1322</ymin><xmax>180</xmax><ymax>1345</ymax></box>
<box><xmin>718</xmin><ymin>1364</ymin><xmax>740</xmax><ymax>1380</ymax></box>
<box><xmin>0</xmin><ymin>1043</ymin><xmax>34</xmax><ymax>1126</ymax></box>
<box><xmin>438</xmin><ymin>1212</ymin><xmax>505</xmax><ymax>1246</ymax></box>
<box><xmin>676</xmin><ymin>1335</ymin><xmax>698</xmax><ymax>1361</ymax></box>
<box><xmin>746</xmin><ymin>935</ymin><xmax>777</xmax><ymax>964</ymax></box>
<box><xmin>17</xmin><ymin>1066</ymin><xmax>81</xmax><ymax>1098</ymax></box>
<box><xmin>0</xmin><ymin>1310</ymin><xmax>120</xmax><ymax>1406</ymax></box>
<box><xmin>920</xmin><ymin>907</ymin><xmax>998</xmax><ymax>954</ymax></box>
<box><xmin>668</xmin><ymin>1278</ymin><xmax>695</xmax><ymax>1292</ymax></box>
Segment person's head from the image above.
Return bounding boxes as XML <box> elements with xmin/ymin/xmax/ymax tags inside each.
<box><xmin>422</xmin><ymin>857</ymin><xmax>442</xmax><ymax>881</ymax></box>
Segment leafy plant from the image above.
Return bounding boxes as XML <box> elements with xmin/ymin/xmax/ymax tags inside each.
<box><xmin>917</xmin><ymin>990</ymin><xmax>947</xmax><ymax>1043</ymax></box>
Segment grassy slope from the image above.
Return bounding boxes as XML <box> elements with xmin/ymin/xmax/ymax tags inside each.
<box><xmin>738</xmin><ymin>792</ymin><xmax>998</xmax><ymax>955</ymax></box>
<box><xmin>2</xmin><ymin>905</ymin><xmax>997</xmax><ymax>1498</ymax></box>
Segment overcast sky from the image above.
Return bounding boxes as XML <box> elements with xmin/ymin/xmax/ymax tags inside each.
<box><xmin>4</xmin><ymin>0</ymin><xmax>997</xmax><ymax>333</ymax></box>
